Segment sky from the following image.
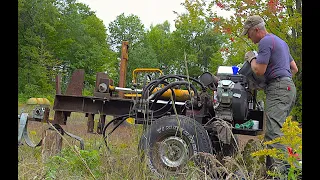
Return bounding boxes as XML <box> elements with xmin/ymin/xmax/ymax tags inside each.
<box><xmin>77</xmin><ymin>0</ymin><xmax>234</xmax><ymax>31</ymax></box>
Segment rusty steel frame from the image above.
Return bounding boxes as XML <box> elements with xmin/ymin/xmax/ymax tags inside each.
<box><xmin>52</xmin><ymin>95</ymin><xmax>133</xmax><ymax>124</ymax></box>
<box><xmin>51</xmin><ymin>69</ymin><xmax>186</xmax><ymax>131</ymax></box>
<box><xmin>51</xmin><ymin>41</ymin><xmax>132</xmax><ymax>128</ymax></box>
<box><xmin>49</xmin><ymin>41</ymin><xmax>131</xmax><ymax>126</ymax></box>
<box><xmin>51</xmin><ymin>66</ymin><xmax>137</xmax><ymax>135</ymax></box>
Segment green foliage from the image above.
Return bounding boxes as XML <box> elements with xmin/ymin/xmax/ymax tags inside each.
<box><xmin>107</xmin><ymin>13</ymin><xmax>146</xmax><ymax>52</ymax></box>
<box><xmin>82</xmin><ymin>84</ymin><xmax>95</xmax><ymax>96</ymax></box>
<box><xmin>23</xmin><ymin>84</ymin><xmax>42</xmax><ymax>98</ymax></box>
<box><xmin>170</xmin><ymin>0</ymin><xmax>226</xmax><ymax>76</ymax></box>
<box><xmin>18</xmin><ymin>0</ymin><xmax>115</xmax><ymax>99</ymax></box>
<box><xmin>45</xmin><ymin>147</ymin><xmax>102</xmax><ymax>179</ymax></box>
<box><xmin>251</xmin><ymin>116</ymin><xmax>302</xmax><ymax>179</ymax></box>
<box><xmin>145</xmin><ymin>21</ymin><xmax>177</xmax><ymax>74</ymax></box>
<box><xmin>19</xmin><ymin>0</ymin><xmax>62</xmax><ymax>94</ymax></box>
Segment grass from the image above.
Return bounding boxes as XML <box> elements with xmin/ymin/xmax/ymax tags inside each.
<box><xmin>18</xmin><ymin>110</ymin><xmax>151</xmax><ymax>180</ymax></box>
<box><xmin>18</xmin><ymin>105</ymin><xmax>272</xmax><ymax>180</ymax></box>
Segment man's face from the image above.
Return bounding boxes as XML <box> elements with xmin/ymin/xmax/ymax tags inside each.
<box><xmin>247</xmin><ymin>27</ymin><xmax>259</xmax><ymax>44</ymax></box>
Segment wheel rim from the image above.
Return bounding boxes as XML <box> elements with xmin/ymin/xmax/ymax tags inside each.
<box><xmin>159</xmin><ymin>136</ymin><xmax>189</xmax><ymax>168</ymax></box>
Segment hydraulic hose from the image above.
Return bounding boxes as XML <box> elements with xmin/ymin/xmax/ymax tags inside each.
<box><xmin>102</xmin><ymin>114</ymin><xmax>131</xmax><ymax>150</ymax></box>
<box><xmin>139</xmin><ymin>75</ymin><xmax>204</xmax><ymax>123</ymax></box>
<box><xmin>146</xmin><ymin>74</ymin><xmax>205</xmax><ymax>99</ymax></box>
<box><xmin>142</xmin><ymin>75</ymin><xmax>181</xmax><ymax>99</ymax></box>
<box><xmin>176</xmin><ymin>74</ymin><xmax>206</xmax><ymax>92</ymax></box>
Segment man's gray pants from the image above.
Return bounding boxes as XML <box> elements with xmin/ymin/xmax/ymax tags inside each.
<box><xmin>264</xmin><ymin>77</ymin><xmax>296</xmax><ymax>170</ymax></box>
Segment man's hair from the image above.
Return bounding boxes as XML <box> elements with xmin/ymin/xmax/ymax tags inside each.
<box><xmin>253</xmin><ymin>22</ymin><xmax>266</xmax><ymax>31</ymax></box>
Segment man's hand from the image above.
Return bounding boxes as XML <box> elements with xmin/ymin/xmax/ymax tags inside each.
<box><xmin>245</xmin><ymin>51</ymin><xmax>256</xmax><ymax>64</ymax></box>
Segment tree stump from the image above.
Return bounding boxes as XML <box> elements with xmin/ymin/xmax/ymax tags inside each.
<box><xmin>41</xmin><ymin>127</ymin><xmax>63</xmax><ymax>162</ymax></box>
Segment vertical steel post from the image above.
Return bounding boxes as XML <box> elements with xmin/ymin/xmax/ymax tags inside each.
<box><xmin>87</xmin><ymin>114</ymin><xmax>95</xmax><ymax>133</ymax></box>
<box><xmin>97</xmin><ymin>114</ymin><xmax>106</xmax><ymax>134</ymax></box>
<box><xmin>118</xmin><ymin>41</ymin><xmax>129</xmax><ymax>98</ymax></box>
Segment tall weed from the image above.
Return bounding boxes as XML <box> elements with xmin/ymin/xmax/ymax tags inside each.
<box><xmin>251</xmin><ymin>116</ymin><xmax>302</xmax><ymax>179</ymax></box>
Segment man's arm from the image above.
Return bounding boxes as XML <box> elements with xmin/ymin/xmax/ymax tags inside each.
<box><xmin>250</xmin><ymin>37</ymin><xmax>271</xmax><ymax>76</ymax></box>
<box><xmin>250</xmin><ymin>58</ymin><xmax>268</xmax><ymax>76</ymax></box>
<box><xmin>290</xmin><ymin>60</ymin><xmax>298</xmax><ymax>75</ymax></box>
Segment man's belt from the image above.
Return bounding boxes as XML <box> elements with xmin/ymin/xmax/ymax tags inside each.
<box><xmin>267</xmin><ymin>76</ymin><xmax>292</xmax><ymax>85</ymax></box>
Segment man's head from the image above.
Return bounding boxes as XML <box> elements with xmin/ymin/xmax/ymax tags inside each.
<box><xmin>241</xmin><ymin>15</ymin><xmax>267</xmax><ymax>44</ymax></box>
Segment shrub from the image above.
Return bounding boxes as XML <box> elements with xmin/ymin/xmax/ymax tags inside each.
<box><xmin>251</xmin><ymin>116</ymin><xmax>302</xmax><ymax>179</ymax></box>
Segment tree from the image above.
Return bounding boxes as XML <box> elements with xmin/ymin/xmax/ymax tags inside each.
<box><xmin>145</xmin><ymin>21</ymin><xmax>178</xmax><ymax>75</ymax></box>
<box><xmin>107</xmin><ymin>13</ymin><xmax>145</xmax><ymax>52</ymax></box>
<box><xmin>18</xmin><ymin>0</ymin><xmax>116</xmax><ymax>99</ymax></box>
<box><xmin>171</xmin><ymin>0</ymin><xmax>226</xmax><ymax>77</ymax></box>
<box><xmin>18</xmin><ymin>0</ymin><xmax>62</xmax><ymax>97</ymax></box>
<box><xmin>53</xmin><ymin>0</ymin><xmax>111</xmax><ymax>87</ymax></box>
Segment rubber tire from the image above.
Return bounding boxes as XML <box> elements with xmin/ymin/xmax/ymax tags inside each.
<box><xmin>138</xmin><ymin>115</ymin><xmax>213</xmax><ymax>178</ymax></box>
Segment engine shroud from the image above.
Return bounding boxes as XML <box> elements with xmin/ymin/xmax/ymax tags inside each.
<box><xmin>215</xmin><ymin>74</ymin><xmax>249</xmax><ymax>122</ymax></box>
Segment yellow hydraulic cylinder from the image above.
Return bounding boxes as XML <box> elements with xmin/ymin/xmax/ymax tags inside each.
<box><xmin>109</xmin><ymin>85</ymin><xmax>194</xmax><ymax>101</ymax></box>
<box><xmin>151</xmin><ymin>87</ymin><xmax>194</xmax><ymax>101</ymax></box>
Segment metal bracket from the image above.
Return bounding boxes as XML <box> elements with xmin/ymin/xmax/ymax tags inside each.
<box><xmin>18</xmin><ymin>113</ymin><xmax>42</xmax><ymax>147</ymax></box>
<box><xmin>18</xmin><ymin>113</ymin><xmax>85</xmax><ymax>150</ymax></box>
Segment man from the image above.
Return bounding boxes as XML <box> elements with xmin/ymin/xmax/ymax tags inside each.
<box><xmin>241</xmin><ymin>15</ymin><xmax>299</xmax><ymax>174</ymax></box>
